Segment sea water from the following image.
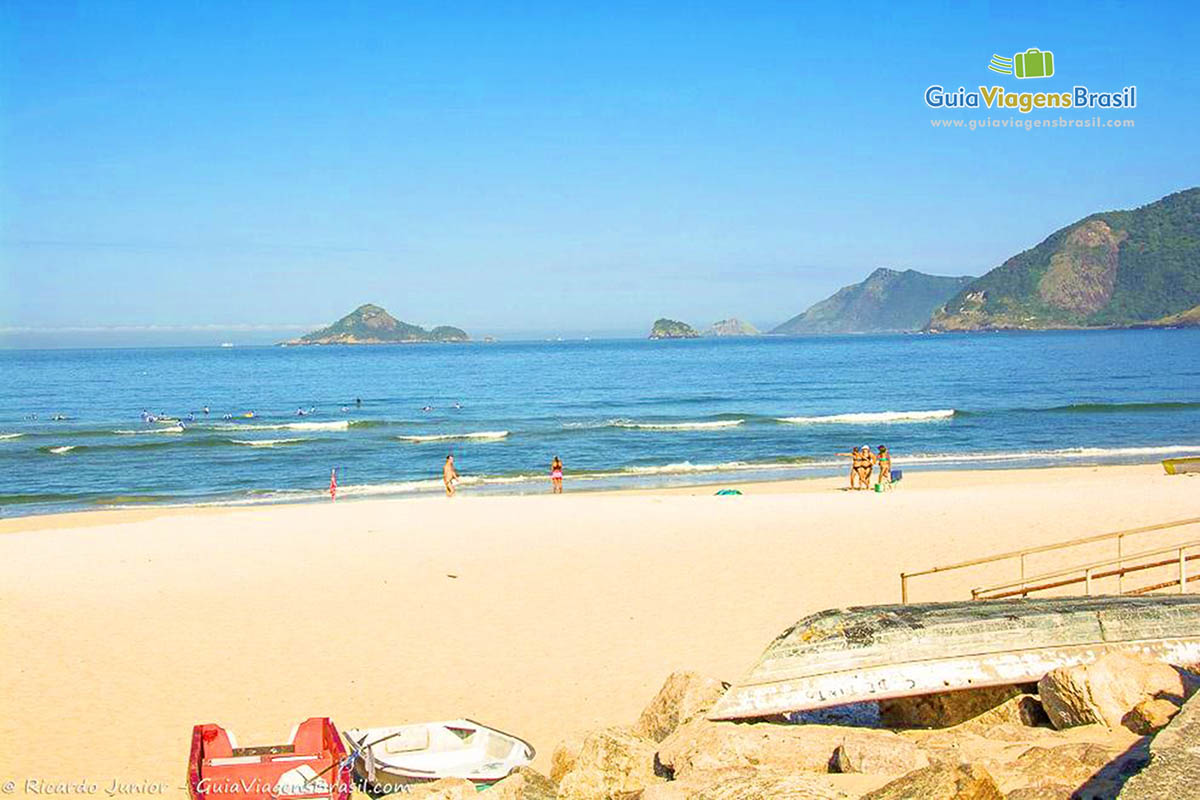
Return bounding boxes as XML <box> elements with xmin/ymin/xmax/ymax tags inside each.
<box><xmin>2</xmin><ymin>329</ymin><xmax>1198</xmax><ymax>516</ymax></box>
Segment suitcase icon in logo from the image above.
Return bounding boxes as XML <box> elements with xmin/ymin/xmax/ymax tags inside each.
<box><xmin>1014</xmin><ymin>48</ymin><xmax>1054</xmax><ymax>79</ymax></box>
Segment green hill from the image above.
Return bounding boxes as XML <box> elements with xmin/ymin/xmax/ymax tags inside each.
<box><xmin>929</xmin><ymin>188</ymin><xmax>1200</xmax><ymax>330</ymax></box>
<box><xmin>772</xmin><ymin>268</ymin><xmax>974</xmax><ymax>334</ymax></box>
<box><xmin>288</xmin><ymin>304</ymin><xmax>469</xmax><ymax>344</ymax></box>
<box><xmin>648</xmin><ymin>318</ymin><xmax>700</xmax><ymax>339</ymax></box>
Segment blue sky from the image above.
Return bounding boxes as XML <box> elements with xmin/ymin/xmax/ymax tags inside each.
<box><xmin>2</xmin><ymin>0</ymin><xmax>1198</xmax><ymax>343</ymax></box>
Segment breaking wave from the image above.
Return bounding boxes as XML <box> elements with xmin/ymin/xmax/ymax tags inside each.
<box><xmin>229</xmin><ymin>438</ymin><xmax>307</xmax><ymax>447</ymax></box>
<box><xmin>778</xmin><ymin>409</ymin><xmax>956</xmax><ymax>425</ymax></box>
<box><xmin>396</xmin><ymin>430</ymin><xmax>509</xmax><ymax>442</ymax></box>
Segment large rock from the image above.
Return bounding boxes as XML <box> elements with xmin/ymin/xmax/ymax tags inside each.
<box><xmin>633</xmin><ymin>672</ymin><xmax>727</xmax><ymax>743</ymax></box>
<box><xmin>1118</xmin><ymin>691</ymin><xmax>1200</xmax><ymax>798</ymax></box>
<box><xmin>656</xmin><ymin>719</ymin><xmax>921</xmax><ymax>779</ymax></box>
<box><xmin>879</xmin><ymin>686</ymin><xmax>1027</xmax><ymax>728</ymax></box>
<box><xmin>832</xmin><ymin>736</ymin><xmax>930</xmax><ymax>775</ymax></box>
<box><xmin>556</xmin><ymin>727</ymin><xmax>659</xmax><ymax>800</ymax></box>
<box><xmin>479</xmin><ymin>767</ymin><xmax>556</xmax><ymax>800</ymax></box>
<box><xmin>1037</xmin><ymin>652</ymin><xmax>1187</xmax><ymax>730</ymax></box>
<box><xmin>550</xmin><ymin>732</ymin><xmax>587</xmax><ymax>783</ymax></box>
<box><xmin>405</xmin><ymin>778</ymin><xmax>479</xmax><ymax>799</ymax></box>
<box><xmin>860</xmin><ymin>762</ymin><xmax>1004</xmax><ymax>800</ymax></box>
<box><xmin>1123</xmin><ymin>697</ymin><xmax>1181</xmax><ymax>735</ymax></box>
<box><xmin>958</xmin><ymin>695</ymin><xmax>1050</xmax><ymax>731</ymax></box>
<box><xmin>637</xmin><ymin>766</ymin><xmax>849</xmax><ymax>799</ymax></box>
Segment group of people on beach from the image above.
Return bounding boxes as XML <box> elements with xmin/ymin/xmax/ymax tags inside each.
<box><xmin>839</xmin><ymin>444</ymin><xmax>891</xmax><ymax>491</ymax></box>
<box><xmin>443</xmin><ymin>454</ymin><xmax>565</xmax><ymax>496</ymax></box>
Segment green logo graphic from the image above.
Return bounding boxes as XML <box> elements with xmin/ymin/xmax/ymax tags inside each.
<box><xmin>989</xmin><ymin>48</ymin><xmax>1055</xmax><ymax>79</ymax></box>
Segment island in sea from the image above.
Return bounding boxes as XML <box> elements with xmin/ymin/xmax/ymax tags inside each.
<box><xmin>772</xmin><ymin>268</ymin><xmax>974</xmax><ymax>334</ymax></box>
<box><xmin>705</xmin><ymin>318</ymin><xmax>760</xmax><ymax>336</ymax></box>
<box><xmin>929</xmin><ymin>187</ymin><xmax>1200</xmax><ymax>331</ymax></box>
<box><xmin>648</xmin><ymin>318</ymin><xmax>700</xmax><ymax>339</ymax></box>
<box><xmin>285</xmin><ymin>304</ymin><xmax>469</xmax><ymax>345</ymax></box>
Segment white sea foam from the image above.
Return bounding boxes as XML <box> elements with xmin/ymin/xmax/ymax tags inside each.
<box><xmin>614</xmin><ymin>419</ymin><xmax>745</xmax><ymax>431</ymax></box>
<box><xmin>115</xmin><ymin>425</ymin><xmax>185</xmax><ymax>434</ymax></box>
<box><xmin>47</xmin><ymin>446</ymin><xmax>76</xmax><ymax>454</ymax></box>
<box><xmin>778</xmin><ymin>409</ymin><xmax>956</xmax><ymax>425</ymax></box>
<box><xmin>396</xmin><ymin>430</ymin><xmax>509</xmax><ymax>442</ymax></box>
<box><xmin>210</xmin><ymin>420</ymin><xmax>350</xmax><ymax>432</ymax></box>
<box><xmin>230</xmin><ymin>438</ymin><xmax>306</xmax><ymax>447</ymax></box>
<box><xmin>895</xmin><ymin>445</ymin><xmax>1200</xmax><ymax>465</ymax></box>
<box><xmin>0</xmin><ymin>433</ymin><xmax>22</xmax><ymax>440</ymax></box>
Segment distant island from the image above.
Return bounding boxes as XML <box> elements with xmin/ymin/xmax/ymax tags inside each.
<box><xmin>929</xmin><ymin>187</ymin><xmax>1200</xmax><ymax>331</ymax></box>
<box><xmin>648</xmin><ymin>318</ymin><xmax>699</xmax><ymax>339</ymax></box>
<box><xmin>773</xmin><ymin>268</ymin><xmax>974</xmax><ymax>334</ymax></box>
<box><xmin>705</xmin><ymin>318</ymin><xmax>760</xmax><ymax>337</ymax></box>
<box><xmin>285</xmin><ymin>304</ymin><xmax>469</xmax><ymax>345</ymax></box>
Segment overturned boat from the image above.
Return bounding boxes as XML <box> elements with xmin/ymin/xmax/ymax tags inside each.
<box><xmin>708</xmin><ymin>595</ymin><xmax>1200</xmax><ymax>720</ymax></box>
<box><xmin>342</xmin><ymin>719</ymin><xmax>534</xmax><ymax>794</ymax></box>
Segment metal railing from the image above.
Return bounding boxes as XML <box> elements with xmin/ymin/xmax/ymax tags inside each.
<box><xmin>899</xmin><ymin>516</ymin><xmax>1200</xmax><ymax>603</ymax></box>
<box><xmin>971</xmin><ymin>540</ymin><xmax>1200</xmax><ymax>600</ymax></box>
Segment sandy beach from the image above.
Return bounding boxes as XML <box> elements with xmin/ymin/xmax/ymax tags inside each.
<box><xmin>1</xmin><ymin>463</ymin><xmax>1197</xmax><ymax>793</ymax></box>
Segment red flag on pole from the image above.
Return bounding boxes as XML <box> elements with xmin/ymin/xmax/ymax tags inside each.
<box><xmin>330</xmin><ymin>467</ymin><xmax>337</xmax><ymax>501</ymax></box>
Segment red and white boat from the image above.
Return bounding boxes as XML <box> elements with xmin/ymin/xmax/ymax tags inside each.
<box><xmin>187</xmin><ymin>717</ymin><xmax>352</xmax><ymax>799</ymax></box>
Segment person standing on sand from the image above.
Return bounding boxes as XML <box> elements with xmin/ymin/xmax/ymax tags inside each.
<box><xmin>443</xmin><ymin>454</ymin><xmax>459</xmax><ymax>496</ymax></box>
<box><xmin>837</xmin><ymin>447</ymin><xmax>861</xmax><ymax>490</ymax></box>
<box><xmin>550</xmin><ymin>456</ymin><xmax>564</xmax><ymax>494</ymax></box>
<box><xmin>876</xmin><ymin>444</ymin><xmax>892</xmax><ymax>489</ymax></box>
<box><xmin>859</xmin><ymin>444</ymin><xmax>875</xmax><ymax>489</ymax></box>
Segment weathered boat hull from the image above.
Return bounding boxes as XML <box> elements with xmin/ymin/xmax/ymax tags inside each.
<box><xmin>1163</xmin><ymin>457</ymin><xmax>1200</xmax><ymax>475</ymax></box>
<box><xmin>708</xmin><ymin>596</ymin><xmax>1200</xmax><ymax>720</ymax></box>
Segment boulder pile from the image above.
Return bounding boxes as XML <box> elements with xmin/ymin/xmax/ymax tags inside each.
<box><xmin>399</xmin><ymin>656</ymin><xmax>1198</xmax><ymax>799</ymax></box>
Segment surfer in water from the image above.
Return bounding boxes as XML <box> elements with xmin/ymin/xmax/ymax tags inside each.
<box><xmin>443</xmin><ymin>455</ymin><xmax>459</xmax><ymax>497</ymax></box>
<box><xmin>550</xmin><ymin>456</ymin><xmax>564</xmax><ymax>494</ymax></box>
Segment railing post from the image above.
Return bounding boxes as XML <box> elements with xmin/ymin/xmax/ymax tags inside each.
<box><xmin>1085</xmin><ymin>568</ymin><xmax>1093</xmax><ymax>596</ymax></box>
<box><xmin>1020</xmin><ymin>552</ymin><xmax>1027</xmax><ymax>594</ymax></box>
<box><xmin>901</xmin><ymin>573</ymin><xmax>908</xmax><ymax>604</ymax></box>
<box><xmin>1117</xmin><ymin>534</ymin><xmax>1124</xmax><ymax>594</ymax></box>
<box><xmin>1181</xmin><ymin>549</ymin><xmax>1187</xmax><ymax>594</ymax></box>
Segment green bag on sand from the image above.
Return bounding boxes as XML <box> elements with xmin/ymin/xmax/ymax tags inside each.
<box><xmin>715</xmin><ymin>488</ymin><xmax>743</xmax><ymax>496</ymax></box>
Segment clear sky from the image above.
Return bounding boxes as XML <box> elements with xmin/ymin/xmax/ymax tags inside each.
<box><xmin>2</xmin><ymin>1</ymin><xmax>1198</xmax><ymax>344</ymax></box>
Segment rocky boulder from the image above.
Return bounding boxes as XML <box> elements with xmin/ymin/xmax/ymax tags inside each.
<box><xmin>556</xmin><ymin>727</ymin><xmax>659</xmax><ymax>800</ymax></box>
<box><xmin>878</xmin><ymin>685</ymin><xmax>1028</xmax><ymax>728</ymax></box>
<box><xmin>550</xmin><ymin>732</ymin><xmax>587</xmax><ymax>783</ymax></box>
<box><xmin>832</xmin><ymin>736</ymin><xmax>930</xmax><ymax>775</ymax></box>
<box><xmin>633</xmin><ymin>672</ymin><xmax>727</xmax><ymax>743</ymax></box>
<box><xmin>656</xmin><ymin>719</ymin><xmax>923</xmax><ymax>779</ymax></box>
<box><xmin>405</xmin><ymin>778</ymin><xmax>479</xmax><ymax>799</ymax></box>
<box><xmin>1123</xmin><ymin>697</ymin><xmax>1182</xmax><ymax>735</ymax></box>
<box><xmin>1037</xmin><ymin>652</ymin><xmax>1188</xmax><ymax>730</ymax></box>
<box><xmin>638</xmin><ymin>767</ymin><xmax>850</xmax><ymax>799</ymax></box>
<box><xmin>478</xmin><ymin>767</ymin><xmax>556</xmax><ymax>799</ymax></box>
<box><xmin>860</xmin><ymin>762</ymin><xmax>1004</xmax><ymax>800</ymax></box>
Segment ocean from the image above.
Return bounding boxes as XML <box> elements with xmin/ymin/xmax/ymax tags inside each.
<box><xmin>2</xmin><ymin>329</ymin><xmax>1199</xmax><ymax>516</ymax></box>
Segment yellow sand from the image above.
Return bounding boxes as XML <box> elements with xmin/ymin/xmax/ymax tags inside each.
<box><xmin>1</xmin><ymin>463</ymin><xmax>1196</xmax><ymax>793</ymax></box>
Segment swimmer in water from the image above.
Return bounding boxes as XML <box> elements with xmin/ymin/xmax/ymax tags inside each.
<box><xmin>203</xmin><ymin>406</ymin><xmax>209</xmax><ymax>415</ymax></box>
<box><xmin>422</xmin><ymin>405</ymin><xmax>433</xmax><ymax>412</ymax></box>
<box><xmin>454</xmin><ymin>402</ymin><xmax>462</xmax><ymax>410</ymax></box>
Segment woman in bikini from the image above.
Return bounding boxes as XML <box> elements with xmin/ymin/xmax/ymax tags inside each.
<box><xmin>858</xmin><ymin>445</ymin><xmax>874</xmax><ymax>490</ymax></box>
<box><xmin>550</xmin><ymin>456</ymin><xmax>564</xmax><ymax>494</ymax></box>
<box><xmin>876</xmin><ymin>445</ymin><xmax>892</xmax><ymax>489</ymax></box>
<box><xmin>837</xmin><ymin>447</ymin><xmax>861</xmax><ymax>490</ymax></box>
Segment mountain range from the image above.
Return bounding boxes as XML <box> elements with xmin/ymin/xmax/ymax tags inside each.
<box><xmin>930</xmin><ymin>188</ymin><xmax>1200</xmax><ymax>330</ymax></box>
<box><xmin>772</xmin><ymin>268</ymin><xmax>974</xmax><ymax>334</ymax></box>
